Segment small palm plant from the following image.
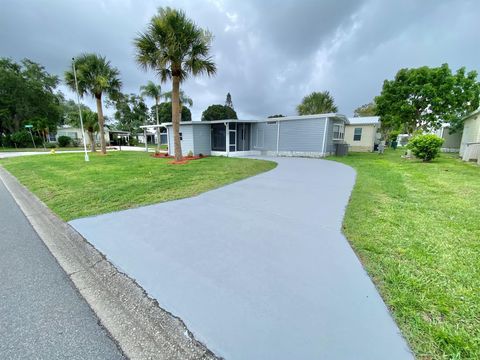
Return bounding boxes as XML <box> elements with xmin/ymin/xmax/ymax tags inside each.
<box><xmin>140</xmin><ymin>81</ymin><xmax>162</xmax><ymax>150</ymax></box>
<box><xmin>134</xmin><ymin>7</ymin><xmax>216</xmax><ymax>161</ymax></box>
<box><xmin>65</xmin><ymin>54</ymin><xmax>122</xmax><ymax>154</ymax></box>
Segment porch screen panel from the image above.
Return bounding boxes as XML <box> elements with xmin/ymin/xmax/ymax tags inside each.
<box><xmin>211</xmin><ymin>124</ymin><xmax>226</xmax><ymax>151</ymax></box>
<box><xmin>237</xmin><ymin>123</ymin><xmax>251</xmax><ymax>151</ymax></box>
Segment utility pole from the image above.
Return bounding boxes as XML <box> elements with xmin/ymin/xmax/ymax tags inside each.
<box><xmin>72</xmin><ymin>57</ymin><xmax>90</xmax><ymax>162</ymax></box>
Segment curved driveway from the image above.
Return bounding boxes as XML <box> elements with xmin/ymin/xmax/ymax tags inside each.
<box><xmin>70</xmin><ymin>157</ymin><xmax>413</xmax><ymax>360</ymax></box>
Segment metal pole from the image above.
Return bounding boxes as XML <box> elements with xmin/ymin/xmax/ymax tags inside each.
<box><xmin>144</xmin><ymin>128</ymin><xmax>148</xmax><ymax>152</ymax></box>
<box><xmin>72</xmin><ymin>58</ymin><xmax>89</xmax><ymax>162</ymax></box>
<box><xmin>28</xmin><ymin>129</ymin><xmax>36</xmax><ymax>148</ymax></box>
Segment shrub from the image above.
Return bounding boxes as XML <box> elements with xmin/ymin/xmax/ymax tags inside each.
<box><xmin>11</xmin><ymin>131</ymin><xmax>42</xmax><ymax>148</ymax></box>
<box><xmin>129</xmin><ymin>137</ymin><xmax>139</xmax><ymax>146</ymax></box>
<box><xmin>57</xmin><ymin>135</ymin><xmax>71</xmax><ymax>147</ymax></box>
<box><xmin>45</xmin><ymin>142</ymin><xmax>58</xmax><ymax>149</ymax></box>
<box><xmin>407</xmin><ymin>134</ymin><xmax>444</xmax><ymax>162</ymax></box>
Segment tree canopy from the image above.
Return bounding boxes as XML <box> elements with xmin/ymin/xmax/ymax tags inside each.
<box><xmin>157</xmin><ymin>102</ymin><xmax>192</xmax><ymax>123</ymax></box>
<box><xmin>113</xmin><ymin>93</ymin><xmax>149</xmax><ymax>134</ymax></box>
<box><xmin>268</xmin><ymin>114</ymin><xmax>285</xmax><ymax>118</ymax></box>
<box><xmin>297</xmin><ymin>91</ymin><xmax>338</xmax><ymax>115</ymax></box>
<box><xmin>0</xmin><ymin>58</ymin><xmax>62</xmax><ymax>135</ymax></box>
<box><xmin>201</xmin><ymin>104</ymin><xmax>238</xmax><ymax>121</ymax></box>
<box><xmin>375</xmin><ymin>64</ymin><xmax>480</xmax><ymax>134</ymax></box>
<box><xmin>353</xmin><ymin>102</ymin><xmax>377</xmax><ymax>117</ymax></box>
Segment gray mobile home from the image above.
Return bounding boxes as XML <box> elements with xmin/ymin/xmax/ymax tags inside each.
<box><xmin>159</xmin><ymin>114</ymin><xmax>348</xmax><ymax>158</ymax></box>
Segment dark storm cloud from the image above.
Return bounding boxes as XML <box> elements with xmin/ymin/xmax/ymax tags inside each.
<box><xmin>1</xmin><ymin>0</ymin><xmax>479</xmax><ymax>120</ymax></box>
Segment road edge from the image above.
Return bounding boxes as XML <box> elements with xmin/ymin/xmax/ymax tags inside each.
<box><xmin>0</xmin><ymin>166</ymin><xmax>219</xmax><ymax>360</ymax></box>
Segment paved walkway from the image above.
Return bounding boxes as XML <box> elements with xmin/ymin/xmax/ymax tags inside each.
<box><xmin>70</xmin><ymin>157</ymin><xmax>413</xmax><ymax>360</ymax></box>
<box><xmin>0</xmin><ymin>146</ymin><xmax>152</xmax><ymax>159</ymax></box>
<box><xmin>0</xmin><ymin>181</ymin><xmax>124</xmax><ymax>359</ymax></box>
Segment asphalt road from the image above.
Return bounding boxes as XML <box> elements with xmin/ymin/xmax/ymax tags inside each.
<box><xmin>0</xmin><ymin>180</ymin><xmax>124</xmax><ymax>359</ymax></box>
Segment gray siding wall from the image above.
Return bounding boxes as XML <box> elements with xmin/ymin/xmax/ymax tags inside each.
<box><xmin>279</xmin><ymin>118</ymin><xmax>327</xmax><ymax>152</ymax></box>
<box><xmin>167</xmin><ymin>124</ymin><xmax>194</xmax><ymax>156</ymax></box>
<box><xmin>252</xmin><ymin>117</ymin><xmax>328</xmax><ymax>154</ymax></box>
<box><xmin>193</xmin><ymin>124</ymin><xmax>211</xmax><ymax>155</ymax></box>
<box><xmin>251</xmin><ymin>122</ymin><xmax>277</xmax><ymax>151</ymax></box>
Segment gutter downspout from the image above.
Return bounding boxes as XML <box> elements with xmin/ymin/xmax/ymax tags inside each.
<box><xmin>322</xmin><ymin>117</ymin><xmax>329</xmax><ymax>157</ymax></box>
<box><xmin>166</xmin><ymin>126</ymin><xmax>171</xmax><ymax>156</ymax></box>
<box><xmin>276</xmin><ymin>121</ymin><xmax>280</xmax><ymax>156</ymax></box>
<box><xmin>225</xmin><ymin>122</ymin><xmax>229</xmax><ymax>157</ymax></box>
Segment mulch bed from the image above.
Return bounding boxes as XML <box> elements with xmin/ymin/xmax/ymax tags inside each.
<box><xmin>151</xmin><ymin>153</ymin><xmax>207</xmax><ymax>164</ymax></box>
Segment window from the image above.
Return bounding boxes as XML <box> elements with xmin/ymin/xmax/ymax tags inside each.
<box><xmin>353</xmin><ymin>127</ymin><xmax>362</xmax><ymax>141</ymax></box>
<box><xmin>332</xmin><ymin>124</ymin><xmax>344</xmax><ymax>140</ymax></box>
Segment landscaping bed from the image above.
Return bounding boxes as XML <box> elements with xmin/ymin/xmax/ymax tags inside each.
<box><xmin>329</xmin><ymin>151</ymin><xmax>480</xmax><ymax>359</ymax></box>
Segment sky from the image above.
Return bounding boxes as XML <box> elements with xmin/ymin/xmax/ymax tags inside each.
<box><xmin>1</xmin><ymin>0</ymin><xmax>479</xmax><ymax>121</ymax></box>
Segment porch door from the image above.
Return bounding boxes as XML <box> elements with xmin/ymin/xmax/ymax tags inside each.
<box><xmin>229</xmin><ymin>129</ymin><xmax>236</xmax><ymax>152</ymax></box>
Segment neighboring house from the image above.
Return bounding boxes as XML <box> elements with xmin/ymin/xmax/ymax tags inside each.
<box><xmin>150</xmin><ymin>114</ymin><xmax>349</xmax><ymax>158</ymax></box>
<box><xmin>432</xmin><ymin>123</ymin><xmax>462</xmax><ymax>153</ymax></box>
<box><xmin>345</xmin><ymin>116</ymin><xmax>380</xmax><ymax>152</ymax></box>
<box><xmin>137</xmin><ymin>128</ymin><xmax>167</xmax><ymax>145</ymax></box>
<box><xmin>460</xmin><ymin>109</ymin><xmax>480</xmax><ymax>162</ymax></box>
<box><xmin>55</xmin><ymin>126</ymin><xmax>130</xmax><ymax>146</ymax></box>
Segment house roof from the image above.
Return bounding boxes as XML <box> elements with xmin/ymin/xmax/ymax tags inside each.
<box><xmin>147</xmin><ymin>113</ymin><xmax>349</xmax><ymax>128</ymax></box>
<box><xmin>462</xmin><ymin>108</ymin><xmax>480</xmax><ymax>121</ymax></box>
<box><xmin>347</xmin><ymin>116</ymin><xmax>380</xmax><ymax>125</ymax></box>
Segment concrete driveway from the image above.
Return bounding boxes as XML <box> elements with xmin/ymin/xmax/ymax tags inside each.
<box><xmin>70</xmin><ymin>157</ymin><xmax>413</xmax><ymax>360</ymax></box>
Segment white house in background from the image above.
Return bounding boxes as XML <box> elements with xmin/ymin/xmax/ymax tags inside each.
<box><xmin>136</xmin><ymin>128</ymin><xmax>167</xmax><ymax>145</ymax></box>
<box><xmin>344</xmin><ymin>116</ymin><xmax>381</xmax><ymax>152</ymax></box>
<box><xmin>460</xmin><ymin>109</ymin><xmax>480</xmax><ymax>162</ymax></box>
<box><xmin>55</xmin><ymin>126</ymin><xmax>130</xmax><ymax>146</ymax></box>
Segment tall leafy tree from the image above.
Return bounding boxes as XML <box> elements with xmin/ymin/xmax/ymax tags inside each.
<box><xmin>140</xmin><ymin>81</ymin><xmax>162</xmax><ymax>149</ymax></box>
<box><xmin>225</xmin><ymin>92</ymin><xmax>233</xmax><ymax>109</ymax></box>
<box><xmin>156</xmin><ymin>102</ymin><xmax>192</xmax><ymax>123</ymax></box>
<box><xmin>134</xmin><ymin>7</ymin><xmax>216</xmax><ymax>161</ymax></box>
<box><xmin>201</xmin><ymin>104</ymin><xmax>237</xmax><ymax>120</ymax></box>
<box><xmin>113</xmin><ymin>93</ymin><xmax>149</xmax><ymax>135</ymax></box>
<box><xmin>353</xmin><ymin>102</ymin><xmax>377</xmax><ymax>117</ymax></box>
<box><xmin>0</xmin><ymin>58</ymin><xmax>62</xmax><ymax>135</ymax></box>
<box><xmin>65</xmin><ymin>54</ymin><xmax>122</xmax><ymax>154</ymax></box>
<box><xmin>297</xmin><ymin>91</ymin><xmax>338</xmax><ymax>115</ymax></box>
<box><xmin>375</xmin><ymin>64</ymin><xmax>480</xmax><ymax>134</ymax></box>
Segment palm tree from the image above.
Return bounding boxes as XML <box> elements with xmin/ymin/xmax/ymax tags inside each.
<box><xmin>65</xmin><ymin>54</ymin><xmax>122</xmax><ymax>154</ymax></box>
<box><xmin>140</xmin><ymin>81</ymin><xmax>162</xmax><ymax>149</ymax></box>
<box><xmin>297</xmin><ymin>91</ymin><xmax>338</xmax><ymax>115</ymax></box>
<box><xmin>162</xmin><ymin>90</ymin><xmax>193</xmax><ymax>108</ymax></box>
<box><xmin>82</xmin><ymin>110</ymin><xmax>100</xmax><ymax>152</ymax></box>
<box><xmin>134</xmin><ymin>7</ymin><xmax>216</xmax><ymax>161</ymax></box>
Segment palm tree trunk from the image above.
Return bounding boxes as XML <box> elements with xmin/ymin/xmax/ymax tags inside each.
<box><xmin>88</xmin><ymin>130</ymin><xmax>96</xmax><ymax>152</ymax></box>
<box><xmin>155</xmin><ymin>97</ymin><xmax>161</xmax><ymax>151</ymax></box>
<box><xmin>172</xmin><ymin>75</ymin><xmax>182</xmax><ymax>161</ymax></box>
<box><xmin>95</xmin><ymin>95</ymin><xmax>107</xmax><ymax>154</ymax></box>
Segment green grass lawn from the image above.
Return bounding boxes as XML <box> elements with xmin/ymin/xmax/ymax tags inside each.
<box><xmin>0</xmin><ymin>152</ymin><xmax>276</xmax><ymax>221</ymax></box>
<box><xmin>329</xmin><ymin>151</ymin><xmax>480</xmax><ymax>359</ymax></box>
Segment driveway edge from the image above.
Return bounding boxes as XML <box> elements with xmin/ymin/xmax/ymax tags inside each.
<box><xmin>0</xmin><ymin>166</ymin><xmax>219</xmax><ymax>360</ymax></box>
